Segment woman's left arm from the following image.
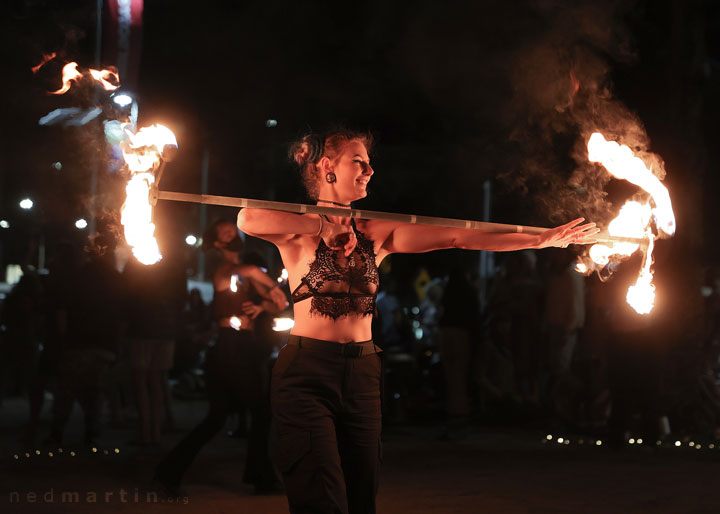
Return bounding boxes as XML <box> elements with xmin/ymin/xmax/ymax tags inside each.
<box><xmin>379</xmin><ymin>218</ymin><xmax>598</xmax><ymax>255</ymax></box>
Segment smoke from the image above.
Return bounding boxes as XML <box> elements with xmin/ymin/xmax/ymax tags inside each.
<box><xmin>498</xmin><ymin>0</ymin><xmax>666</xmax><ymax>230</ymax></box>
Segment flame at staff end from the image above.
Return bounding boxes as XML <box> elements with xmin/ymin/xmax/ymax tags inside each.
<box><xmin>581</xmin><ymin>131</ymin><xmax>674</xmax><ymax>315</ymax></box>
<box><xmin>626</xmin><ymin>231</ymin><xmax>655</xmax><ymax>314</ymax></box>
<box><xmin>49</xmin><ymin>62</ymin><xmax>120</xmax><ymax>95</ymax></box>
<box><xmin>120</xmin><ymin>124</ymin><xmax>177</xmax><ymax>266</ymax></box>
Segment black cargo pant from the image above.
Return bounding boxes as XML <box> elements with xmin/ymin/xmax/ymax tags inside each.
<box><xmin>271</xmin><ymin>335</ymin><xmax>382</xmax><ymax>514</ymax></box>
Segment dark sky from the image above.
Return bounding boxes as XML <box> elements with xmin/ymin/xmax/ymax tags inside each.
<box><xmin>1</xmin><ymin>0</ymin><xmax>718</xmax><ymax>268</ymax></box>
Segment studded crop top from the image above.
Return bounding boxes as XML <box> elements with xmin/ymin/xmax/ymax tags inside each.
<box><xmin>291</xmin><ymin>218</ymin><xmax>379</xmax><ymax>320</ymax></box>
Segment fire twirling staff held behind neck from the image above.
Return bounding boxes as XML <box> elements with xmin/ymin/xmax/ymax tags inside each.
<box><xmin>233</xmin><ymin>129</ymin><xmax>598</xmax><ymax>514</ymax></box>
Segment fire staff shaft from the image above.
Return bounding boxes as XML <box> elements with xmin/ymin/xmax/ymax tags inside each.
<box><xmin>151</xmin><ymin>189</ymin><xmax>648</xmax><ymax>247</ymax></box>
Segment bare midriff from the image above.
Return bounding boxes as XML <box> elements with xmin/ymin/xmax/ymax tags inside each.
<box><xmin>289</xmin><ymin>300</ymin><xmax>373</xmax><ymax>343</ymax></box>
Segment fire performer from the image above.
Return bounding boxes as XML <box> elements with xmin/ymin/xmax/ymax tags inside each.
<box><xmin>154</xmin><ymin>220</ymin><xmax>287</xmax><ymax>495</ymax></box>
<box><xmin>236</xmin><ymin>129</ymin><xmax>599</xmax><ymax>514</ymax></box>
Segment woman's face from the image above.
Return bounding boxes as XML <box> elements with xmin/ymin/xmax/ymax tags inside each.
<box><xmin>326</xmin><ymin>140</ymin><xmax>374</xmax><ymax>202</ymax></box>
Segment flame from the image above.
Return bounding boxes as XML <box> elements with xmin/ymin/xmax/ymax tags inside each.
<box><xmin>575</xmin><ymin>262</ymin><xmax>588</xmax><ymax>274</ymax></box>
<box><xmin>31</xmin><ymin>52</ymin><xmax>57</xmax><ymax>74</ymax></box>
<box><xmin>88</xmin><ymin>68</ymin><xmax>120</xmax><ymax>91</ymax></box>
<box><xmin>588</xmin><ymin>201</ymin><xmax>651</xmax><ymax>265</ymax></box>
<box><xmin>121</xmin><ymin>172</ymin><xmax>161</xmax><ymax>265</ymax></box>
<box><xmin>272</xmin><ymin>318</ymin><xmax>295</xmax><ymax>332</ymax></box>
<box><xmin>588</xmin><ymin>133</ymin><xmax>675</xmax><ymax>237</ymax></box>
<box><xmin>50</xmin><ymin>62</ymin><xmax>83</xmax><ymax>94</ymax></box>
<box><xmin>49</xmin><ymin>62</ymin><xmax>120</xmax><ymax>94</ymax></box>
<box><xmin>120</xmin><ymin>124</ymin><xmax>177</xmax><ymax>265</ymax></box>
<box><xmin>230</xmin><ymin>275</ymin><xmax>239</xmax><ymax>292</ymax></box>
<box><xmin>626</xmin><ymin>231</ymin><xmax>655</xmax><ymax>314</ymax></box>
<box><xmin>230</xmin><ymin>316</ymin><xmax>242</xmax><ymax>330</ymax></box>
<box><xmin>583</xmin><ymin>132</ymin><xmax>674</xmax><ymax>314</ymax></box>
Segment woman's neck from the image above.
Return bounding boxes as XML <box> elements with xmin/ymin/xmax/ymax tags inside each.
<box><xmin>317</xmin><ymin>198</ymin><xmax>351</xmax><ymax>208</ymax></box>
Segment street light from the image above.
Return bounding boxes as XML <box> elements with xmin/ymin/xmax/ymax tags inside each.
<box><xmin>19</xmin><ymin>198</ymin><xmax>33</xmax><ymax>210</ymax></box>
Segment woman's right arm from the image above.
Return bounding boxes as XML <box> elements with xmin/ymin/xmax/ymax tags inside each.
<box><xmin>237</xmin><ymin>208</ymin><xmax>320</xmax><ymax>244</ymax></box>
<box><xmin>237</xmin><ymin>208</ymin><xmax>357</xmax><ymax>255</ymax></box>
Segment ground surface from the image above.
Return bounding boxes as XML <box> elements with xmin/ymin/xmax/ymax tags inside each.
<box><xmin>0</xmin><ymin>396</ymin><xmax>717</xmax><ymax>514</ymax></box>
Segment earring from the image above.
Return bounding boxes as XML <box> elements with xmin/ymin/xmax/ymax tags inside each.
<box><xmin>325</xmin><ymin>172</ymin><xmax>337</xmax><ymax>183</ymax></box>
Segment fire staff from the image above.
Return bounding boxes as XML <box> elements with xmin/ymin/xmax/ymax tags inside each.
<box><xmin>235</xmin><ymin>129</ymin><xmax>599</xmax><ymax>514</ymax></box>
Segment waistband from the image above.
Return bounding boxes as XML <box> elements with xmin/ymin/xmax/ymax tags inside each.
<box><xmin>287</xmin><ymin>334</ymin><xmax>381</xmax><ymax>358</ymax></box>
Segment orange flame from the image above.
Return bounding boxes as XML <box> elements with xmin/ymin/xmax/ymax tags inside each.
<box><xmin>583</xmin><ymin>132</ymin><xmax>674</xmax><ymax>314</ymax></box>
<box><xmin>626</xmin><ymin>230</ymin><xmax>655</xmax><ymax>314</ymax></box>
<box><xmin>49</xmin><ymin>62</ymin><xmax>120</xmax><ymax>95</ymax></box>
<box><xmin>31</xmin><ymin>52</ymin><xmax>57</xmax><ymax>74</ymax></box>
<box><xmin>88</xmin><ymin>68</ymin><xmax>120</xmax><ymax>91</ymax></box>
<box><xmin>120</xmin><ymin>124</ymin><xmax>177</xmax><ymax>265</ymax></box>
<box><xmin>588</xmin><ymin>133</ymin><xmax>675</xmax><ymax>237</ymax></box>
<box><xmin>50</xmin><ymin>62</ymin><xmax>83</xmax><ymax>94</ymax></box>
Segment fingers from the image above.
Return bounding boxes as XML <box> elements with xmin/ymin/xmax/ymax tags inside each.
<box><xmin>561</xmin><ymin>217</ymin><xmax>585</xmax><ymax>230</ymax></box>
<box><xmin>344</xmin><ymin>232</ymin><xmax>358</xmax><ymax>257</ymax></box>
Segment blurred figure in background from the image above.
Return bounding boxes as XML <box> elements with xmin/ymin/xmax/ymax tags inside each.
<box><xmin>25</xmin><ymin>241</ymin><xmax>80</xmax><ymax>446</ymax></box>
<box><xmin>438</xmin><ymin>262</ymin><xmax>481</xmax><ymax>439</ymax></box>
<box><xmin>600</xmin><ymin>253</ymin><xmax>662</xmax><ymax>446</ymax></box>
<box><xmin>0</xmin><ymin>270</ymin><xmax>43</xmax><ymax>403</ymax></box>
<box><xmin>489</xmin><ymin>251</ymin><xmax>543</xmax><ymax>407</ymax></box>
<box><xmin>123</xmin><ymin>249</ymin><xmax>186</xmax><ymax>446</ymax></box>
<box><xmin>46</xmin><ymin>233</ymin><xmax>122</xmax><ymax>446</ymax></box>
<box><xmin>543</xmin><ymin>249</ymin><xmax>586</xmax><ymax>422</ymax></box>
<box><xmin>154</xmin><ymin>220</ymin><xmax>286</xmax><ymax>495</ymax></box>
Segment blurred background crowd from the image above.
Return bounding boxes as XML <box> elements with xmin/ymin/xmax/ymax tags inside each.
<box><xmin>2</xmin><ymin>227</ymin><xmax>719</xmax><ymax>454</ymax></box>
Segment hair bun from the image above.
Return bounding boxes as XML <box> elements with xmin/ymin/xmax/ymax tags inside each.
<box><xmin>293</xmin><ymin>142</ymin><xmax>311</xmax><ymax>166</ymax></box>
<box><xmin>304</xmin><ymin>134</ymin><xmax>324</xmax><ymax>163</ymax></box>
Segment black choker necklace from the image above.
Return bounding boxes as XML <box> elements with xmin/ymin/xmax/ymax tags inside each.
<box><xmin>317</xmin><ymin>199</ymin><xmax>351</xmax><ymax>207</ymax></box>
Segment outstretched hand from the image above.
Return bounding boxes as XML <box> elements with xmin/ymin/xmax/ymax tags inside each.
<box><xmin>319</xmin><ymin>218</ymin><xmax>357</xmax><ymax>257</ymax></box>
<box><xmin>540</xmin><ymin>218</ymin><xmax>600</xmax><ymax>249</ymax></box>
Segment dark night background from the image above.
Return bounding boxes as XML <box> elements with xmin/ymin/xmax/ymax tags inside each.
<box><xmin>1</xmin><ymin>0</ymin><xmax>718</xmax><ymax>274</ymax></box>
